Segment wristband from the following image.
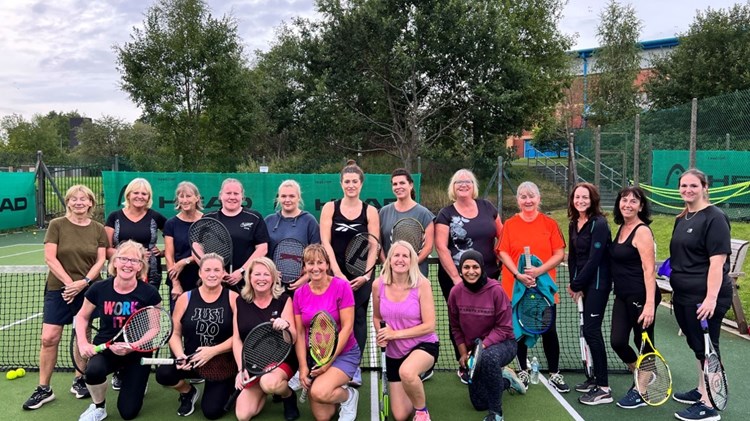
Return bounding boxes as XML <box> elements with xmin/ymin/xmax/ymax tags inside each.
<box><xmin>183</xmin><ymin>258</ymin><xmax>191</xmax><ymax>265</ymax></box>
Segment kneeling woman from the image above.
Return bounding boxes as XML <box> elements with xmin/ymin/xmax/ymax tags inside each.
<box><xmin>74</xmin><ymin>240</ymin><xmax>162</xmax><ymax>421</ymax></box>
<box><xmin>448</xmin><ymin>250</ymin><xmax>521</xmax><ymax>421</ymax></box>
<box><xmin>156</xmin><ymin>253</ymin><xmax>238</xmax><ymax>418</ymax></box>
<box><xmin>233</xmin><ymin>257</ymin><xmax>299</xmax><ymax>421</ymax></box>
<box><xmin>373</xmin><ymin>241</ymin><xmax>439</xmax><ymax>421</ymax></box>
<box><xmin>294</xmin><ymin>244</ymin><xmax>360</xmax><ymax>421</ymax></box>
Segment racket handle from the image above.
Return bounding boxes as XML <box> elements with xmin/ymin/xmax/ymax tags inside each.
<box><xmin>697</xmin><ymin>304</ymin><xmax>709</xmax><ymax>330</ymax></box>
<box><xmin>93</xmin><ymin>343</ymin><xmax>107</xmax><ymax>354</ymax></box>
<box><xmin>224</xmin><ymin>388</ymin><xmax>241</xmax><ymax>412</ymax></box>
<box><xmin>379</xmin><ymin>321</ymin><xmax>386</xmax><ymax>352</ymax></box>
<box><xmin>299</xmin><ymin>374</ymin><xmax>313</xmax><ymax>403</ymax></box>
<box><xmin>523</xmin><ymin>246</ymin><xmax>531</xmax><ymax>267</ymax></box>
<box><xmin>141</xmin><ymin>357</ymin><xmax>174</xmax><ymax>365</ymax></box>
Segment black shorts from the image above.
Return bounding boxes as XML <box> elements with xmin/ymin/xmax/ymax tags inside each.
<box><xmin>385</xmin><ymin>341</ymin><xmax>439</xmax><ymax>382</ymax></box>
<box><xmin>42</xmin><ymin>288</ymin><xmax>85</xmax><ymax>325</ymax></box>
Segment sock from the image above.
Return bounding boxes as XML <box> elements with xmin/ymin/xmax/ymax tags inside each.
<box><xmin>95</xmin><ymin>400</ymin><xmax>106</xmax><ymax>409</ymax></box>
<box><xmin>415</xmin><ymin>406</ymin><xmax>427</xmax><ymax>412</ymax></box>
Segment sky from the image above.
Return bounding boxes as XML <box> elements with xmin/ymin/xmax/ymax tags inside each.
<box><xmin>0</xmin><ymin>0</ymin><xmax>742</xmax><ymax>123</ymax></box>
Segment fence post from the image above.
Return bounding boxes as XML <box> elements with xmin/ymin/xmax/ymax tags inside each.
<box><xmin>633</xmin><ymin>114</ymin><xmax>640</xmax><ymax>186</ymax></box>
<box><xmin>417</xmin><ymin>156</ymin><xmax>422</xmax><ymax>175</ymax></box>
<box><xmin>690</xmin><ymin>98</ymin><xmax>697</xmax><ymax>168</ymax></box>
<box><xmin>113</xmin><ymin>154</ymin><xmax>119</xmax><ymax>172</ymax></box>
<box><xmin>567</xmin><ymin>131</ymin><xmax>577</xmax><ymax>192</ymax></box>
<box><xmin>35</xmin><ymin>150</ymin><xmax>45</xmax><ymax>228</ymax></box>
<box><xmin>497</xmin><ymin>156</ymin><xmax>503</xmax><ymax>214</ymax></box>
<box><xmin>595</xmin><ymin>126</ymin><xmax>601</xmax><ymax>188</ymax></box>
<box><xmin>725</xmin><ymin>133</ymin><xmax>730</xmax><ymax>150</ymax></box>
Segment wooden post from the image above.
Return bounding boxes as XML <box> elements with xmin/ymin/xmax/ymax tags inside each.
<box><xmin>690</xmin><ymin>98</ymin><xmax>697</xmax><ymax>168</ymax></box>
<box><xmin>595</xmin><ymin>125</ymin><xmax>601</xmax><ymax>188</ymax></box>
<box><xmin>633</xmin><ymin>114</ymin><xmax>640</xmax><ymax>186</ymax></box>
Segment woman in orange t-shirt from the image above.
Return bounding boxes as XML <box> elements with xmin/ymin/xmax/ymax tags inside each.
<box><xmin>496</xmin><ymin>181</ymin><xmax>568</xmax><ymax>393</ymax></box>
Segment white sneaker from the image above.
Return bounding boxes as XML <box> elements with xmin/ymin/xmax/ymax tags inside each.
<box><xmin>338</xmin><ymin>387</ymin><xmax>359</xmax><ymax>421</ymax></box>
<box><xmin>288</xmin><ymin>371</ymin><xmax>302</xmax><ymax>391</ymax></box>
<box><xmin>348</xmin><ymin>367</ymin><xmax>362</xmax><ymax>387</ymax></box>
<box><xmin>79</xmin><ymin>404</ymin><xmax>107</xmax><ymax>421</ymax></box>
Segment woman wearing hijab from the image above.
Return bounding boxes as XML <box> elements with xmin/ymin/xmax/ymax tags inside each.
<box><xmin>448</xmin><ymin>250</ymin><xmax>525</xmax><ymax>421</ymax></box>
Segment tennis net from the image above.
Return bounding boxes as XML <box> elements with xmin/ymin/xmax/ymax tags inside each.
<box><xmin>1</xmin><ymin>262</ymin><xmax>627</xmax><ymax>373</ymax></box>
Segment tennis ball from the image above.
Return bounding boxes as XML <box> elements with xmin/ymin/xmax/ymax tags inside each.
<box><xmin>15</xmin><ymin>368</ymin><xmax>26</xmax><ymax>377</ymax></box>
<box><xmin>6</xmin><ymin>371</ymin><xmax>17</xmax><ymax>380</ymax></box>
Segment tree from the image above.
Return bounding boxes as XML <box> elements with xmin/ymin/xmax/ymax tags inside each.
<box><xmin>282</xmin><ymin>0</ymin><xmax>572</xmax><ymax>171</ymax></box>
<box><xmin>588</xmin><ymin>0</ymin><xmax>642</xmax><ymax>126</ymax></box>
<box><xmin>646</xmin><ymin>3</ymin><xmax>750</xmax><ymax>109</ymax></box>
<box><xmin>0</xmin><ymin>114</ymin><xmax>66</xmax><ymax>162</ymax></box>
<box><xmin>73</xmin><ymin>116</ymin><xmax>132</xmax><ymax>161</ymax></box>
<box><xmin>115</xmin><ymin>0</ymin><xmax>262</xmax><ymax>171</ymax></box>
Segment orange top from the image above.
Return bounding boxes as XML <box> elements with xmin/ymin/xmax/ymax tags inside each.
<box><xmin>496</xmin><ymin>213</ymin><xmax>566</xmax><ymax>299</ymax></box>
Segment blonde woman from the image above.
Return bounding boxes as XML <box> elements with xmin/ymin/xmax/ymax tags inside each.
<box><xmin>74</xmin><ymin>241</ymin><xmax>162</xmax><ymax>421</ymax></box>
<box><xmin>372</xmin><ymin>241</ymin><xmax>439</xmax><ymax>421</ymax></box>
<box><xmin>233</xmin><ymin>257</ymin><xmax>299</xmax><ymax>421</ymax></box>
<box><xmin>164</xmin><ymin>182</ymin><xmax>204</xmax><ymax>307</ymax></box>
<box><xmin>23</xmin><ymin>185</ymin><xmax>107</xmax><ymax>410</ymax></box>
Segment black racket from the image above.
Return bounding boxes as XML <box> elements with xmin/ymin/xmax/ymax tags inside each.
<box><xmin>700</xmin><ymin>317</ymin><xmax>728</xmax><ymax>411</ymax></box>
<box><xmin>390</xmin><ymin>218</ymin><xmax>425</xmax><ymax>254</ymax></box>
<box><xmin>344</xmin><ymin>233</ymin><xmax>381</xmax><ymax>278</ymax></box>
<box><xmin>71</xmin><ymin>317</ymin><xmax>99</xmax><ymax>375</ymax></box>
<box><xmin>224</xmin><ymin>317</ymin><xmax>294</xmax><ymax>410</ymax></box>
<box><xmin>379</xmin><ymin>320</ymin><xmax>389</xmax><ymax>421</ymax></box>
<box><xmin>189</xmin><ymin>217</ymin><xmax>233</xmax><ymax>272</ymax></box>
<box><xmin>299</xmin><ymin>311</ymin><xmax>339</xmax><ymax>403</ymax></box>
<box><xmin>273</xmin><ymin>238</ymin><xmax>305</xmax><ymax>284</ymax></box>
<box><xmin>577</xmin><ymin>296</ymin><xmax>594</xmax><ymax>379</ymax></box>
<box><xmin>141</xmin><ymin>352</ymin><xmax>237</xmax><ymax>382</ymax></box>
<box><xmin>467</xmin><ymin>338</ymin><xmax>484</xmax><ymax>384</ymax></box>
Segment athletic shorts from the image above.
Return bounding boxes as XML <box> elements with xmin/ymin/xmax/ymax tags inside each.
<box><xmin>43</xmin><ymin>288</ymin><xmax>85</xmax><ymax>325</ymax></box>
<box><xmin>246</xmin><ymin>362</ymin><xmax>295</xmax><ymax>389</ymax></box>
<box><xmin>385</xmin><ymin>342</ymin><xmax>439</xmax><ymax>382</ymax></box>
<box><xmin>326</xmin><ymin>345</ymin><xmax>361</xmax><ymax>380</ymax></box>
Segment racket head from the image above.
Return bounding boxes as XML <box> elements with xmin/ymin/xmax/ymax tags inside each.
<box><xmin>634</xmin><ymin>333</ymin><xmax>672</xmax><ymax>405</ymax></box>
<box><xmin>122</xmin><ymin>306</ymin><xmax>172</xmax><ymax>352</ymax></box>
<box><xmin>390</xmin><ymin>218</ymin><xmax>424</xmax><ymax>254</ymax></box>
<box><xmin>71</xmin><ymin>317</ymin><xmax>99</xmax><ymax>374</ymax></box>
<box><xmin>308</xmin><ymin>311</ymin><xmax>339</xmax><ymax>367</ymax></box>
<box><xmin>273</xmin><ymin>238</ymin><xmax>305</xmax><ymax>284</ymax></box>
<box><xmin>344</xmin><ymin>233</ymin><xmax>381</xmax><ymax>277</ymax></box>
<box><xmin>241</xmin><ymin>322</ymin><xmax>293</xmax><ymax>376</ymax></box>
<box><xmin>700</xmin><ymin>317</ymin><xmax>728</xmax><ymax>410</ymax></box>
<box><xmin>468</xmin><ymin>338</ymin><xmax>483</xmax><ymax>382</ymax></box>
<box><xmin>515</xmin><ymin>287</ymin><xmax>555</xmax><ymax>334</ymax></box>
<box><xmin>194</xmin><ymin>352</ymin><xmax>238</xmax><ymax>382</ymax></box>
<box><xmin>189</xmin><ymin>218</ymin><xmax>233</xmax><ymax>265</ymax></box>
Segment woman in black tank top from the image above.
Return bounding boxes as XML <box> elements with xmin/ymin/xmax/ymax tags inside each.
<box><xmin>319</xmin><ymin>161</ymin><xmax>380</xmax><ymax>379</ymax></box>
<box><xmin>156</xmin><ymin>253</ymin><xmax>239</xmax><ymax>419</ymax></box>
<box><xmin>608</xmin><ymin>187</ymin><xmax>660</xmax><ymax>409</ymax></box>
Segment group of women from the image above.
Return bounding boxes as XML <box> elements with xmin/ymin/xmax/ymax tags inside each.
<box><xmin>23</xmin><ymin>163</ymin><xmax>731</xmax><ymax>421</ymax></box>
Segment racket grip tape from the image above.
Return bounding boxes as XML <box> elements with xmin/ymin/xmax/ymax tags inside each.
<box><xmin>93</xmin><ymin>343</ymin><xmax>107</xmax><ymax>353</ymax></box>
<box><xmin>141</xmin><ymin>357</ymin><xmax>173</xmax><ymax>365</ymax></box>
<box><xmin>379</xmin><ymin>320</ymin><xmax>386</xmax><ymax>352</ymax></box>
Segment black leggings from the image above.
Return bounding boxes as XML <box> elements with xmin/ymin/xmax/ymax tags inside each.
<box><xmin>673</xmin><ymin>300</ymin><xmax>728</xmax><ymax>360</ymax></box>
<box><xmin>353</xmin><ymin>281</ymin><xmax>372</xmax><ymax>357</ymax></box>
<box><xmin>469</xmin><ymin>338</ymin><xmax>517</xmax><ymax>416</ymax></box>
<box><xmin>155</xmin><ymin>364</ymin><xmax>234</xmax><ymax>420</ymax></box>
<box><xmin>517</xmin><ymin>320</ymin><xmax>560</xmax><ymax>373</ymax></box>
<box><xmin>582</xmin><ymin>288</ymin><xmax>610</xmax><ymax>386</ymax></box>
<box><xmin>610</xmin><ymin>294</ymin><xmax>659</xmax><ymax>366</ymax></box>
<box><xmin>85</xmin><ymin>351</ymin><xmax>150</xmax><ymax>420</ymax></box>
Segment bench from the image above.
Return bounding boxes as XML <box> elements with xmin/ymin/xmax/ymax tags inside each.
<box><xmin>656</xmin><ymin>238</ymin><xmax>748</xmax><ymax>334</ymax></box>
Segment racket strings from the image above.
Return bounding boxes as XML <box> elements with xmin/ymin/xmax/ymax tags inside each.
<box><xmin>274</xmin><ymin>240</ymin><xmax>305</xmax><ymax>283</ymax></box>
<box><xmin>706</xmin><ymin>355</ymin><xmax>728</xmax><ymax>407</ymax></box>
<box><xmin>123</xmin><ymin>309</ymin><xmax>171</xmax><ymax>350</ymax></box>
<box><xmin>517</xmin><ymin>295</ymin><xmax>554</xmax><ymax>331</ymax></box>
<box><xmin>635</xmin><ymin>354</ymin><xmax>671</xmax><ymax>404</ymax></box>
<box><xmin>345</xmin><ymin>234</ymin><xmax>380</xmax><ymax>277</ymax></box>
<box><xmin>242</xmin><ymin>326</ymin><xmax>292</xmax><ymax>373</ymax></box>
<box><xmin>189</xmin><ymin>219</ymin><xmax>232</xmax><ymax>262</ymax></box>
<box><xmin>196</xmin><ymin>353</ymin><xmax>237</xmax><ymax>381</ymax></box>
<box><xmin>309</xmin><ymin>320</ymin><xmax>337</xmax><ymax>363</ymax></box>
<box><xmin>391</xmin><ymin>220</ymin><xmax>424</xmax><ymax>252</ymax></box>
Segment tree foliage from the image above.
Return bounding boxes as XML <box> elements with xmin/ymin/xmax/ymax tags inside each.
<box><xmin>0</xmin><ymin>113</ymin><xmax>69</xmax><ymax>162</ymax></box>
<box><xmin>646</xmin><ymin>3</ymin><xmax>750</xmax><ymax>109</ymax></box>
<box><xmin>115</xmin><ymin>0</ymin><xmax>261</xmax><ymax>171</ymax></box>
<box><xmin>589</xmin><ymin>0</ymin><xmax>642</xmax><ymax>126</ymax></box>
<box><xmin>268</xmin><ymin>0</ymin><xmax>572</xmax><ymax>170</ymax></box>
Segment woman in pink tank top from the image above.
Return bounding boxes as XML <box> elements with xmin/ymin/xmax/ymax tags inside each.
<box><xmin>372</xmin><ymin>241</ymin><xmax>439</xmax><ymax>421</ymax></box>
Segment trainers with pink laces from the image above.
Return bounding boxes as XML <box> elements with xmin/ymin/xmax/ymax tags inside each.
<box><xmin>413</xmin><ymin>409</ymin><xmax>431</xmax><ymax>421</ymax></box>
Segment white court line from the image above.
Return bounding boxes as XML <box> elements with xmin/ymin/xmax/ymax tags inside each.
<box><xmin>0</xmin><ymin>312</ymin><xmax>43</xmax><ymax>331</ymax></box>
<box><xmin>538</xmin><ymin>373</ymin><xmax>585</xmax><ymax>421</ymax></box>
<box><xmin>0</xmin><ymin>243</ymin><xmax>42</xmax><ymax>249</ymax></box>
<box><xmin>0</xmin><ymin>249</ymin><xmax>43</xmax><ymax>259</ymax></box>
<box><xmin>370</xmin><ymin>368</ymin><xmax>379</xmax><ymax>421</ymax></box>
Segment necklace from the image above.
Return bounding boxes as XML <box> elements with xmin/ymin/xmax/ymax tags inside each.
<box><xmin>684</xmin><ymin>209</ymin><xmax>702</xmax><ymax>221</ymax></box>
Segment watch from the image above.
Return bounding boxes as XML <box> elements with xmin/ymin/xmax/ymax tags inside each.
<box><xmin>183</xmin><ymin>258</ymin><xmax>191</xmax><ymax>265</ymax></box>
<box><xmin>84</xmin><ymin>277</ymin><xmax>92</xmax><ymax>286</ymax></box>
<box><xmin>239</xmin><ymin>267</ymin><xmax>246</xmax><ymax>275</ymax></box>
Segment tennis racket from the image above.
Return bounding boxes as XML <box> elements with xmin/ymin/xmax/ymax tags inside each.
<box><xmin>633</xmin><ymin>331</ymin><xmax>672</xmax><ymax>405</ymax></box>
<box><xmin>273</xmin><ymin>238</ymin><xmax>305</xmax><ymax>284</ymax></box>
<box><xmin>700</xmin><ymin>317</ymin><xmax>728</xmax><ymax>411</ymax></box>
<box><xmin>71</xmin><ymin>317</ymin><xmax>99</xmax><ymax>375</ymax></box>
<box><xmin>577</xmin><ymin>296</ymin><xmax>594</xmax><ymax>379</ymax></box>
<box><xmin>467</xmin><ymin>338</ymin><xmax>484</xmax><ymax>384</ymax></box>
<box><xmin>299</xmin><ymin>311</ymin><xmax>339</xmax><ymax>403</ymax></box>
<box><xmin>224</xmin><ymin>317</ymin><xmax>294</xmax><ymax>410</ymax></box>
<box><xmin>141</xmin><ymin>351</ymin><xmax>237</xmax><ymax>382</ymax></box>
<box><xmin>379</xmin><ymin>320</ymin><xmax>389</xmax><ymax>421</ymax></box>
<box><xmin>189</xmin><ymin>217</ymin><xmax>233</xmax><ymax>272</ymax></box>
<box><xmin>344</xmin><ymin>232</ymin><xmax>381</xmax><ymax>278</ymax></box>
<box><xmin>93</xmin><ymin>306</ymin><xmax>172</xmax><ymax>354</ymax></box>
<box><xmin>515</xmin><ymin>247</ymin><xmax>554</xmax><ymax>334</ymax></box>
<box><xmin>390</xmin><ymin>218</ymin><xmax>425</xmax><ymax>254</ymax></box>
